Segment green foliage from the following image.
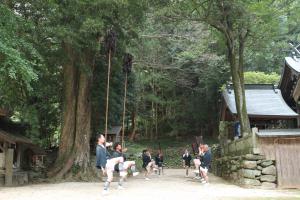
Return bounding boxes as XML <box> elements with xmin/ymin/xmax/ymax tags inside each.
<box><xmin>244</xmin><ymin>71</ymin><xmax>280</xmax><ymax>85</ymax></box>
<box><xmin>0</xmin><ymin>4</ymin><xmax>41</xmax><ymax>108</ymax></box>
<box><xmin>126</xmin><ymin>137</ymin><xmax>218</xmax><ymax>169</ymax></box>
<box><xmin>0</xmin><ymin>0</ymin><xmax>299</xmax><ymax>149</ymax></box>
<box><xmin>129</xmin><ymin>4</ymin><xmax>231</xmax><ymax>138</ymax></box>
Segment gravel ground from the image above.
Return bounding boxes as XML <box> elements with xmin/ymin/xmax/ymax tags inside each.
<box><xmin>0</xmin><ymin>169</ymin><xmax>299</xmax><ymax>200</ymax></box>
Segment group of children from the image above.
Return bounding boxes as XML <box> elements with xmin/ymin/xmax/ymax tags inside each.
<box><xmin>142</xmin><ymin>149</ymin><xmax>164</xmax><ymax>180</ymax></box>
<box><xmin>96</xmin><ymin>133</ymin><xmax>211</xmax><ymax>195</ymax></box>
<box><xmin>95</xmin><ymin>134</ymin><xmax>139</xmax><ymax>195</ymax></box>
<box><xmin>95</xmin><ymin>134</ymin><xmax>164</xmax><ymax>195</ymax></box>
<box><xmin>182</xmin><ymin>144</ymin><xmax>212</xmax><ymax>184</ymax></box>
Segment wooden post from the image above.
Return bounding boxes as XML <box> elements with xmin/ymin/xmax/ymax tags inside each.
<box><xmin>297</xmin><ymin>102</ymin><xmax>300</xmax><ymax>128</ymax></box>
<box><xmin>104</xmin><ymin>49</ymin><xmax>112</xmax><ymax>140</ymax></box>
<box><xmin>251</xmin><ymin>127</ymin><xmax>260</xmax><ymax>154</ymax></box>
<box><xmin>5</xmin><ymin>148</ymin><xmax>14</xmax><ymax>186</ymax></box>
<box><xmin>16</xmin><ymin>144</ymin><xmax>22</xmax><ymax>169</ymax></box>
<box><xmin>121</xmin><ymin>72</ymin><xmax>128</xmax><ymax>148</ymax></box>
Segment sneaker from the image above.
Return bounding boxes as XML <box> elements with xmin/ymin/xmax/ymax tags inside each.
<box><xmin>185</xmin><ymin>175</ymin><xmax>189</xmax><ymax>178</ymax></box>
<box><xmin>133</xmin><ymin>172</ymin><xmax>139</xmax><ymax>177</ymax></box>
<box><xmin>201</xmin><ymin>180</ymin><xmax>207</xmax><ymax>184</ymax></box>
<box><xmin>102</xmin><ymin>189</ymin><xmax>109</xmax><ymax>195</ymax></box>
<box><xmin>117</xmin><ymin>185</ymin><xmax>125</xmax><ymax>190</ymax></box>
<box><xmin>193</xmin><ymin>170</ymin><xmax>199</xmax><ymax>173</ymax></box>
<box><xmin>200</xmin><ymin>178</ymin><xmax>205</xmax><ymax>181</ymax></box>
<box><xmin>145</xmin><ymin>177</ymin><xmax>150</xmax><ymax>181</ymax></box>
<box><xmin>203</xmin><ymin>182</ymin><xmax>209</xmax><ymax>186</ymax></box>
<box><xmin>193</xmin><ymin>176</ymin><xmax>200</xmax><ymax>180</ymax></box>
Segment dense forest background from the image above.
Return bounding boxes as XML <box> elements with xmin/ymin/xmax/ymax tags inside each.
<box><xmin>0</xmin><ymin>0</ymin><xmax>299</xmax><ymax>177</ymax></box>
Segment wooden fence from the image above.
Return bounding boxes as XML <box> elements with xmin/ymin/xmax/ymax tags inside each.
<box><xmin>258</xmin><ymin>137</ymin><xmax>300</xmax><ymax>188</ymax></box>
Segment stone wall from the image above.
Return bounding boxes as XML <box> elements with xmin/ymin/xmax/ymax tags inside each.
<box><xmin>219</xmin><ymin>122</ymin><xmax>259</xmax><ymax>156</ymax></box>
<box><xmin>212</xmin><ymin>153</ymin><xmax>277</xmax><ymax>189</ymax></box>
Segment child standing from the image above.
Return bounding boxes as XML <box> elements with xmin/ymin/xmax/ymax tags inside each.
<box><xmin>155</xmin><ymin>152</ymin><xmax>164</xmax><ymax>175</ymax></box>
<box><xmin>142</xmin><ymin>149</ymin><xmax>154</xmax><ymax>180</ymax></box>
<box><xmin>182</xmin><ymin>149</ymin><xmax>192</xmax><ymax>177</ymax></box>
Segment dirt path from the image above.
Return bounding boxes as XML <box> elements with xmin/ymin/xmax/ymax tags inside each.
<box><xmin>0</xmin><ymin>169</ymin><xmax>299</xmax><ymax>200</ymax></box>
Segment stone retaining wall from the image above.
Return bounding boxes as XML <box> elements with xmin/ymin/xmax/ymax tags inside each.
<box><xmin>212</xmin><ymin>153</ymin><xmax>277</xmax><ymax>189</ymax></box>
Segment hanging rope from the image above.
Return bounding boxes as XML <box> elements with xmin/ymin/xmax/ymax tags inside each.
<box><xmin>121</xmin><ymin>53</ymin><xmax>133</xmax><ymax>147</ymax></box>
<box><xmin>104</xmin><ymin>28</ymin><xmax>117</xmax><ymax>140</ymax></box>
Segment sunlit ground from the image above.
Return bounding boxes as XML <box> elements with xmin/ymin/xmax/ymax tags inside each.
<box><xmin>0</xmin><ymin>169</ymin><xmax>299</xmax><ymax>200</ymax></box>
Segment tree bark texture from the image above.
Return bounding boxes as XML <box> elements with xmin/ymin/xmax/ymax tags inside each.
<box><xmin>49</xmin><ymin>43</ymin><xmax>93</xmax><ymax>179</ymax></box>
<box><xmin>227</xmin><ymin>37</ymin><xmax>251</xmax><ymax>135</ymax></box>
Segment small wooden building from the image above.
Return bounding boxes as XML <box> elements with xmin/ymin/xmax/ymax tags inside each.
<box><xmin>220</xmin><ymin>84</ymin><xmax>298</xmax><ymax>139</ymax></box>
<box><xmin>0</xmin><ymin>129</ymin><xmax>45</xmax><ymax>186</ymax></box>
<box><xmin>218</xmin><ymin>84</ymin><xmax>300</xmax><ymax>188</ymax></box>
<box><xmin>0</xmin><ymin>108</ymin><xmax>10</xmax><ymax>117</ymax></box>
<box><xmin>256</xmin><ymin>129</ymin><xmax>300</xmax><ymax>188</ymax></box>
<box><xmin>279</xmin><ymin>57</ymin><xmax>300</xmax><ymax>127</ymax></box>
<box><xmin>107</xmin><ymin>126</ymin><xmax>122</xmax><ymax>143</ymax></box>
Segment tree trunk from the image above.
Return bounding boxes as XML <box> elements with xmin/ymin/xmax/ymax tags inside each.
<box><xmin>73</xmin><ymin>69</ymin><xmax>92</xmax><ymax>170</ymax></box>
<box><xmin>49</xmin><ymin>45</ymin><xmax>77</xmax><ymax>177</ymax></box>
<box><xmin>49</xmin><ymin>44</ymin><xmax>93</xmax><ymax>179</ymax></box>
<box><xmin>227</xmin><ymin>43</ymin><xmax>251</xmax><ymax>136</ymax></box>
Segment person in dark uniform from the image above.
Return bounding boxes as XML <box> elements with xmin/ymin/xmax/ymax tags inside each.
<box><xmin>182</xmin><ymin>149</ymin><xmax>192</xmax><ymax>177</ymax></box>
<box><xmin>142</xmin><ymin>149</ymin><xmax>155</xmax><ymax>180</ymax></box>
<box><xmin>155</xmin><ymin>152</ymin><xmax>164</xmax><ymax>175</ymax></box>
<box><xmin>199</xmin><ymin>144</ymin><xmax>212</xmax><ymax>184</ymax></box>
<box><xmin>112</xmin><ymin>143</ymin><xmax>139</xmax><ymax>177</ymax></box>
<box><xmin>96</xmin><ymin>134</ymin><xmax>125</xmax><ymax>194</ymax></box>
<box><xmin>193</xmin><ymin>144</ymin><xmax>204</xmax><ymax>179</ymax></box>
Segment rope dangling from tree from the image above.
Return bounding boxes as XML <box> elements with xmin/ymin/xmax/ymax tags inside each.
<box><xmin>121</xmin><ymin>53</ymin><xmax>133</xmax><ymax>147</ymax></box>
<box><xmin>123</xmin><ymin>53</ymin><xmax>133</xmax><ymax>73</ymax></box>
<box><xmin>104</xmin><ymin>28</ymin><xmax>117</xmax><ymax>140</ymax></box>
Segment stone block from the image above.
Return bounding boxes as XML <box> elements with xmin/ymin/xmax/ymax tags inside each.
<box><xmin>231</xmin><ymin>165</ymin><xmax>238</xmax><ymax>172</ymax></box>
<box><xmin>244</xmin><ymin>154</ymin><xmax>265</xmax><ymax>161</ymax></box>
<box><xmin>242</xmin><ymin>169</ymin><xmax>261</xmax><ymax>178</ymax></box>
<box><xmin>243</xmin><ymin>178</ymin><xmax>261</xmax><ymax>186</ymax></box>
<box><xmin>257</xmin><ymin>160</ymin><xmax>262</xmax><ymax>164</ymax></box>
<box><xmin>260</xmin><ymin>175</ymin><xmax>276</xmax><ymax>183</ymax></box>
<box><xmin>261</xmin><ymin>160</ymin><xmax>273</xmax><ymax>167</ymax></box>
<box><xmin>257</xmin><ymin>166</ymin><xmax>262</xmax><ymax>170</ymax></box>
<box><xmin>243</xmin><ymin>160</ymin><xmax>257</xmax><ymax>169</ymax></box>
<box><xmin>262</xmin><ymin>165</ymin><xmax>276</xmax><ymax>175</ymax></box>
